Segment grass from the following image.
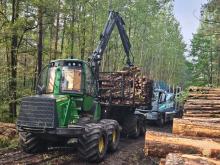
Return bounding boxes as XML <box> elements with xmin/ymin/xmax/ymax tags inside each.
<box><xmin>0</xmin><ymin>135</ymin><xmax>19</xmax><ymax>149</ymax></box>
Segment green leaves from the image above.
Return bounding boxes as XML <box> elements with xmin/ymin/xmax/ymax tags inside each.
<box><xmin>189</xmin><ymin>0</ymin><xmax>220</xmax><ymax>87</ymax></box>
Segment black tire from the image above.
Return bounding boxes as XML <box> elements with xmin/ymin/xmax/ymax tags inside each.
<box><xmin>156</xmin><ymin>113</ymin><xmax>165</xmax><ymax>127</ymax></box>
<box><xmin>138</xmin><ymin>115</ymin><xmax>146</xmax><ymax>136</ymax></box>
<box><xmin>78</xmin><ymin>123</ymin><xmax>108</xmax><ymax>163</ymax></box>
<box><xmin>100</xmin><ymin>119</ymin><xmax>120</xmax><ymax>152</ymax></box>
<box><xmin>19</xmin><ymin>132</ymin><xmax>47</xmax><ymax>153</ymax></box>
<box><xmin>122</xmin><ymin>114</ymin><xmax>140</xmax><ymax>138</ymax></box>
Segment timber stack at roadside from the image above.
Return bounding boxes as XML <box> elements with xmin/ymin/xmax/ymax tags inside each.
<box><xmin>144</xmin><ymin>86</ymin><xmax>220</xmax><ymax>165</ymax></box>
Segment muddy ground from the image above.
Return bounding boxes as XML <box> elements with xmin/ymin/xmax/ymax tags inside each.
<box><xmin>0</xmin><ymin>123</ymin><xmax>172</xmax><ymax>165</ymax></box>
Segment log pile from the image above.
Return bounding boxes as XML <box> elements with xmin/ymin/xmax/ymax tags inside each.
<box><xmin>144</xmin><ymin>131</ymin><xmax>220</xmax><ymax>159</ymax></box>
<box><xmin>173</xmin><ymin>118</ymin><xmax>220</xmax><ymax>138</ymax></box>
<box><xmin>144</xmin><ymin>86</ymin><xmax>220</xmax><ymax>164</ymax></box>
<box><xmin>0</xmin><ymin>122</ymin><xmax>17</xmax><ymax>139</ymax></box>
<box><xmin>99</xmin><ymin>66</ymin><xmax>153</xmax><ymax>106</ymax></box>
<box><xmin>184</xmin><ymin>86</ymin><xmax>220</xmax><ymax>118</ymax></box>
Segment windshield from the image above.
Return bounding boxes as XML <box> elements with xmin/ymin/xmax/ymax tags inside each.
<box><xmin>61</xmin><ymin>66</ymin><xmax>82</xmax><ymax>92</ymax></box>
<box><xmin>38</xmin><ymin>65</ymin><xmax>82</xmax><ymax>94</ymax></box>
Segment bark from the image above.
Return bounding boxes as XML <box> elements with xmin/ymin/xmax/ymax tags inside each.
<box><xmin>182</xmin><ymin>117</ymin><xmax>220</xmax><ymax>123</ymax></box>
<box><xmin>159</xmin><ymin>159</ymin><xmax>166</xmax><ymax>165</ymax></box>
<box><xmin>164</xmin><ymin>153</ymin><xmax>220</xmax><ymax>165</ymax></box>
<box><xmin>144</xmin><ymin>131</ymin><xmax>220</xmax><ymax>158</ymax></box>
<box><xmin>184</xmin><ymin>114</ymin><xmax>220</xmax><ymax>118</ymax></box>
<box><xmin>80</xmin><ymin>5</ymin><xmax>86</xmax><ymax>60</ymax></box>
<box><xmin>188</xmin><ymin>93</ymin><xmax>220</xmax><ymax>98</ymax></box>
<box><xmin>186</xmin><ymin>110</ymin><xmax>220</xmax><ymax>114</ymax></box>
<box><xmin>218</xmin><ymin>51</ymin><xmax>220</xmax><ymax>86</ymax></box>
<box><xmin>54</xmin><ymin>0</ymin><xmax>60</xmax><ymax>59</ymax></box>
<box><xmin>99</xmin><ymin>68</ymin><xmax>153</xmax><ymax>106</ymax></box>
<box><xmin>173</xmin><ymin>118</ymin><xmax>220</xmax><ymax>138</ymax></box>
<box><xmin>9</xmin><ymin>0</ymin><xmax>19</xmax><ymax>118</ymax></box>
<box><xmin>37</xmin><ymin>5</ymin><xmax>43</xmax><ymax>76</ymax></box>
<box><xmin>184</xmin><ymin>105</ymin><xmax>220</xmax><ymax>110</ymax></box>
<box><xmin>60</xmin><ymin>15</ymin><xmax>66</xmax><ymax>56</ymax></box>
<box><xmin>189</xmin><ymin>87</ymin><xmax>220</xmax><ymax>92</ymax></box>
<box><xmin>186</xmin><ymin>100</ymin><xmax>220</xmax><ymax>105</ymax></box>
<box><xmin>70</xmin><ymin>1</ymin><xmax>75</xmax><ymax>55</ymax></box>
<box><xmin>49</xmin><ymin>25</ymin><xmax>53</xmax><ymax>61</ymax></box>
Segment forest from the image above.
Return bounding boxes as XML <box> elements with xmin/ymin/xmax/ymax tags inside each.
<box><xmin>190</xmin><ymin>0</ymin><xmax>220</xmax><ymax>87</ymax></box>
<box><xmin>7</xmin><ymin>0</ymin><xmax>220</xmax><ymax>122</ymax></box>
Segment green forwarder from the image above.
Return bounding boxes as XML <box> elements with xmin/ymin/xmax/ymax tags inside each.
<box><xmin>16</xmin><ymin>11</ymin><xmax>153</xmax><ymax>162</ymax></box>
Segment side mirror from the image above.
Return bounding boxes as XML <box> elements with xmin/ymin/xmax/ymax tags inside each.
<box><xmin>37</xmin><ymin>85</ymin><xmax>46</xmax><ymax>95</ymax></box>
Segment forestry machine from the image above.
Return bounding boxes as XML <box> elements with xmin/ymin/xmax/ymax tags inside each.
<box><xmin>17</xmin><ymin>11</ymin><xmax>135</xmax><ymax>162</ymax></box>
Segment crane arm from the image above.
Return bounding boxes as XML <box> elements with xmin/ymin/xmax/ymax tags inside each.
<box><xmin>90</xmin><ymin>11</ymin><xmax>133</xmax><ymax>67</ymax></box>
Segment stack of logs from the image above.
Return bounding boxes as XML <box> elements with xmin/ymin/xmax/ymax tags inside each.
<box><xmin>0</xmin><ymin>122</ymin><xmax>17</xmax><ymax>139</ymax></box>
<box><xmin>144</xmin><ymin>86</ymin><xmax>220</xmax><ymax>165</ymax></box>
<box><xmin>99</xmin><ymin>66</ymin><xmax>153</xmax><ymax>106</ymax></box>
<box><xmin>184</xmin><ymin>86</ymin><xmax>220</xmax><ymax>118</ymax></box>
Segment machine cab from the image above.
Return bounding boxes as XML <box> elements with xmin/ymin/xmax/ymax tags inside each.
<box><xmin>37</xmin><ymin>59</ymin><xmax>96</xmax><ymax>96</ymax></box>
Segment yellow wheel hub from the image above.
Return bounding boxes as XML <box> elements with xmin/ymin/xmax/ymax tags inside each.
<box><xmin>112</xmin><ymin>130</ymin><xmax>117</xmax><ymax>143</ymax></box>
<box><xmin>98</xmin><ymin>136</ymin><xmax>105</xmax><ymax>154</ymax></box>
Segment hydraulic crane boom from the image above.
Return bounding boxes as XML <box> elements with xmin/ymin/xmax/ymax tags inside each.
<box><xmin>90</xmin><ymin>11</ymin><xmax>133</xmax><ymax>79</ymax></box>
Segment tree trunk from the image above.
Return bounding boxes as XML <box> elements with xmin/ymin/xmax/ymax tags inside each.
<box><xmin>49</xmin><ymin>25</ymin><xmax>53</xmax><ymax>61</ymax></box>
<box><xmin>173</xmin><ymin>118</ymin><xmax>220</xmax><ymax>138</ymax></box>
<box><xmin>80</xmin><ymin>5</ymin><xmax>86</xmax><ymax>60</ymax></box>
<box><xmin>70</xmin><ymin>1</ymin><xmax>75</xmax><ymax>55</ymax></box>
<box><xmin>144</xmin><ymin>131</ymin><xmax>220</xmax><ymax>158</ymax></box>
<box><xmin>9</xmin><ymin>0</ymin><xmax>19</xmax><ymax>118</ymax></box>
<box><xmin>54</xmin><ymin>0</ymin><xmax>60</xmax><ymax>59</ymax></box>
<box><xmin>60</xmin><ymin>15</ymin><xmax>66</xmax><ymax>56</ymax></box>
<box><xmin>37</xmin><ymin>5</ymin><xmax>43</xmax><ymax>76</ymax></box>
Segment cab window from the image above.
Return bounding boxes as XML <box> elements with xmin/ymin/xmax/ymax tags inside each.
<box><xmin>85</xmin><ymin>64</ymin><xmax>95</xmax><ymax>96</ymax></box>
<box><xmin>61</xmin><ymin>66</ymin><xmax>82</xmax><ymax>92</ymax></box>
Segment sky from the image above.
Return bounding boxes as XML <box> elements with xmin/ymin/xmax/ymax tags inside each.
<box><xmin>173</xmin><ymin>0</ymin><xmax>208</xmax><ymax>50</ymax></box>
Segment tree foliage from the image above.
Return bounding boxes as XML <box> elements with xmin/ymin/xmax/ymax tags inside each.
<box><xmin>0</xmin><ymin>0</ymin><xmax>186</xmax><ymax>119</ymax></box>
<box><xmin>189</xmin><ymin>0</ymin><xmax>220</xmax><ymax>87</ymax></box>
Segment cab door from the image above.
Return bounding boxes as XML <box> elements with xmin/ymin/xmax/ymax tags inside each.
<box><xmin>83</xmin><ymin>64</ymin><xmax>101</xmax><ymax>120</ymax></box>
<box><xmin>158</xmin><ymin>92</ymin><xmax>167</xmax><ymax>112</ymax></box>
<box><xmin>83</xmin><ymin>64</ymin><xmax>96</xmax><ymax>112</ymax></box>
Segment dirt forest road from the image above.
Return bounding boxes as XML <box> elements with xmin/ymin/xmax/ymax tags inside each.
<box><xmin>0</xmin><ymin>124</ymin><xmax>172</xmax><ymax>165</ymax></box>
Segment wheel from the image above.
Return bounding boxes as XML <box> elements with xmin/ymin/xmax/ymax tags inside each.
<box><xmin>122</xmin><ymin>114</ymin><xmax>140</xmax><ymax>138</ymax></box>
<box><xmin>78</xmin><ymin>123</ymin><xmax>108</xmax><ymax>163</ymax></box>
<box><xmin>156</xmin><ymin>113</ymin><xmax>165</xmax><ymax>127</ymax></box>
<box><xmin>100</xmin><ymin>119</ymin><xmax>120</xmax><ymax>152</ymax></box>
<box><xmin>138</xmin><ymin>115</ymin><xmax>146</xmax><ymax>136</ymax></box>
<box><xmin>19</xmin><ymin>132</ymin><xmax>47</xmax><ymax>153</ymax></box>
